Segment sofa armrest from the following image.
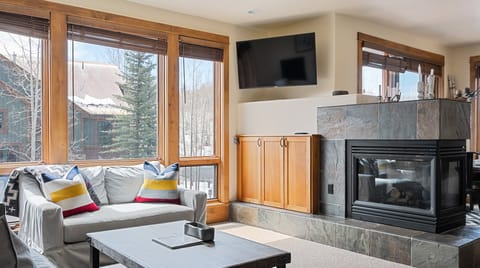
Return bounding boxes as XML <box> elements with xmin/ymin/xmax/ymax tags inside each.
<box><xmin>18</xmin><ymin>174</ymin><xmax>64</xmax><ymax>253</ymax></box>
<box><xmin>178</xmin><ymin>188</ymin><xmax>207</xmax><ymax>224</ymax></box>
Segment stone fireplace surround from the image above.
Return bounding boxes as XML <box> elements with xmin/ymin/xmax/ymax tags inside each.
<box><xmin>316</xmin><ymin>99</ymin><xmax>471</xmax><ymax>218</ymax></box>
<box><xmin>230</xmin><ymin>99</ymin><xmax>480</xmax><ymax>267</ymax></box>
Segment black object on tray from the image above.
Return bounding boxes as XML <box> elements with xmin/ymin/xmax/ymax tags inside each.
<box><xmin>332</xmin><ymin>90</ymin><xmax>349</xmax><ymax>96</ymax></box>
<box><xmin>184</xmin><ymin>222</ymin><xmax>215</xmax><ymax>242</ymax></box>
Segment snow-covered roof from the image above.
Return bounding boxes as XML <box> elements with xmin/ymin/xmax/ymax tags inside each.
<box><xmin>68</xmin><ymin>95</ymin><xmax>126</xmax><ymax>116</ymax></box>
<box><xmin>67</xmin><ymin>61</ymin><xmax>127</xmax><ymax>116</ymax></box>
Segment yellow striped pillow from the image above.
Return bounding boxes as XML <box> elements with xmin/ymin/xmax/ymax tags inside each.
<box><xmin>42</xmin><ymin>166</ymin><xmax>99</xmax><ymax>217</ymax></box>
<box><xmin>135</xmin><ymin>161</ymin><xmax>180</xmax><ymax>204</ymax></box>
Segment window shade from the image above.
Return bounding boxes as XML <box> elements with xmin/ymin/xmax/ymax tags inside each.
<box><xmin>362</xmin><ymin>50</ymin><xmax>442</xmax><ymax>76</ymax></box>
<box><xmin>68</xmin><ymin>24</ymin><xmax>167</xmax><ymax>55</ymax></box>
<box><xmin>179</xmin><ymin>42</ymin><xmax>223</xmax><ymax>62</ymax></box>
<box><xmin>0</xmin><ymin>11</ymin><xmax>49</xmax><ymax>39</ymax></box>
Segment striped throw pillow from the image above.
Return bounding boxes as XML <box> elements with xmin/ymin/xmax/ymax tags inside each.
<box><xmin>41</xmin><ymin>166</ymin><xmax>99</xmax><ymax>217</ymax></box>
<box><xmin>135</xmin><ymin>161</ymin><xmax>180</xmax><ymax>204</ymax></box>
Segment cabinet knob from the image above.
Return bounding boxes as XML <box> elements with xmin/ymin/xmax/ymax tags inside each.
<box><xmin>257</xmin><ymin>137</ymin><xmax>262</xmax><ymax>147</ymax></box>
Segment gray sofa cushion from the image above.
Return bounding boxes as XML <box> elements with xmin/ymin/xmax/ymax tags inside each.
<box><xmin>63</xmin><ymin>203</ymin><xmax>194</xmax><ymax>243</ymax></box>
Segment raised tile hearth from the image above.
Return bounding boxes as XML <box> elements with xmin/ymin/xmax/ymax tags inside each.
<box><xmin>230</xmin><ymin>202</ymin><xmax>480</xmax><ymax>267</ymax></box>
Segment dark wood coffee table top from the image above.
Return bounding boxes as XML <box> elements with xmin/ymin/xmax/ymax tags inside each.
<box><xmin>87</xmin><ymin>220</ymin><xmax>291</xmax><ymax>268</ymax></box>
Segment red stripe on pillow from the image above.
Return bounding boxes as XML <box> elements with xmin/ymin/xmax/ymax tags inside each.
<box><xmin>62</xmin><ymin>202</ymin><xmax>99</xmax><ymax>217</ymax></box>
<box><xmin>134</xmin><ymin>196</ymin><xmax>180</xmax><ymax>204</ymax></box>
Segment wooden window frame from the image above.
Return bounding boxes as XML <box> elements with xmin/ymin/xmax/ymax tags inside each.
<box><xmin>175</xmin><ymin>36</ymin><xmax>230</xmax><ymax>212</ymax></box>
<box><xmin>357</xmin><ymin>32</ymin><xmax>445</xmax><ymax>97</ymax></box>
<box><xmin>0</xmin><ymin>0</ymin><xmax>230</xmax><ymax>223</ymax></box>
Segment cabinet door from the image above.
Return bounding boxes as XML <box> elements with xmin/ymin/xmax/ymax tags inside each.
<box><xmin>237</xmin><ymin>137</ymin><xmax>262</xmax><ymax>203</ymax></box>
<box><xmin>262</xmin><ymin>137</ymin><xmax>284</xmax><ymax>208</ymax></box>
<box><xmin>284</xmin><ymin>136</ymin><xmax>311</xmax><ymax>212</ymax></box>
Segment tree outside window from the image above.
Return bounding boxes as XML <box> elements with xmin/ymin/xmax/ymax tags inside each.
<box><xmin>67</xmin><ymin>26</ymin><xmax>161</xmax><ymax>161</ymax></box>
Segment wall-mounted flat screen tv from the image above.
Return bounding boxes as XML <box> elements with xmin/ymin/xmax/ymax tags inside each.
<box><xmin>236</xmin><ymin>32</ymin><xmax>317</xmax><ymax>89</ymax></box>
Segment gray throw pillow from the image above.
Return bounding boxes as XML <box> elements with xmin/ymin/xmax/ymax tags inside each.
<box><xmin>0</xmin><ymin>203</ymin><xmax>34</xmax><ymax>268</ymax></box>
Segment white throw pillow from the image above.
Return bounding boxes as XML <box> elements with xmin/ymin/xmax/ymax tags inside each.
<box><xmin>104</xmin><ymin>162</ymin><xmax>163</xmax><ymax>204</ymax></box>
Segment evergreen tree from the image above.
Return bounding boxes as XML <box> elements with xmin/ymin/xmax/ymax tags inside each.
<box><xmin>108</xmin><ymin>51</ymin><xmax>157</xmax><ymax>158</ymax></box>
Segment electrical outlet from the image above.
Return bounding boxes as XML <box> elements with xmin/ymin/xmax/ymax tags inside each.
<box><xmin>328</xmin><ymin>184</ymin><xmax>334</xmax><ymax>194</ymax></box>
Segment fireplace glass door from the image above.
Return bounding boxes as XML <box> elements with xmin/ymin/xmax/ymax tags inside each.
<box><xmin>356</xmin><ymin>157</ymin><xmax>433</xmax><ymax>210</ymax></box>
<box><xmin>441</xmin><ymin>159</ymin><xmax>462</xmax><ymax>209</ymax></box>
<box><xmin>347</xmin><ymin>139</ymin><xmax>466</xmax><ymax>233</ymax></box>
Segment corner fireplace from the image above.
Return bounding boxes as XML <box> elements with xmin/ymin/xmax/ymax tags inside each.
<box><xmin>346</xmin><ymin>140</ymin><xmax>466</xmax><ymax>233</ymax></box>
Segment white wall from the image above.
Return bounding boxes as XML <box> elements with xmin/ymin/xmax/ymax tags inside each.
<box><xmin>237</xmin><ymin>94</ymin><xmax>379</xmax><ymax>135</ymax></box>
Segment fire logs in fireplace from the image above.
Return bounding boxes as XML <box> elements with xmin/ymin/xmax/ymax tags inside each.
<box><xmin>347</xmin><ymin>140</ymin><xmax>466</xmax><ymax>233</ymax></box>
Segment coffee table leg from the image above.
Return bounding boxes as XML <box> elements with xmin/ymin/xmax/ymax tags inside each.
<box><xmin>90</xmin><ymin>245</ymin><xmax>100</xmax><ymax>268</ymax></box>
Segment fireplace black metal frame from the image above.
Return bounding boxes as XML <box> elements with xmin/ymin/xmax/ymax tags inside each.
<box><xmin>346</xmin><ymin>139</ymin><xmax>466</xmax><ymax>233</ymax></box>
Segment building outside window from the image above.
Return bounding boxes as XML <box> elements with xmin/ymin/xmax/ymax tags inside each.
<box><xmin>0</xmin><ymin>12</ymin><xmax>47</xmax><ymax>162</ymax></box>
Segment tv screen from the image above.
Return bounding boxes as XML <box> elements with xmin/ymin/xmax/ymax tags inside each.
<box><xmin>236</xmin><ymin>32</ymin><xmax>317</xmax><ymax>89</ymax></box>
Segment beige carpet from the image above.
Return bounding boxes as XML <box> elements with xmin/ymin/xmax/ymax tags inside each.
<box><xmin>104</xmin><ymin>221</ymin><xmax>412</xmax><ymax>268</ymax></box>
<box><xmin>213</xmin><ymin>222</ymin><xmax>412</xmax><ymax>268</ymax></box>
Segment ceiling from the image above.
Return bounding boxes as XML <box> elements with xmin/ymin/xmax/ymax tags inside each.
<box><xmin>127</xmin><ymin>0</ymin><xmax>480</xmax><ymax>47</ymax></box>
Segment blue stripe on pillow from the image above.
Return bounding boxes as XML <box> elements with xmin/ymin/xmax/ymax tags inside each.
<box><xmin>65</xmin><ymin>166</ymin><xmax>80</xmax><ymax>180</ymax></box>
<box><xmin>144</xmin><ymin>161</ymin><xmax>159</xmax><ymax>174</ymax></box>
<box><xmin>163</xmin><ymin>163</ymin><xmax>179</xmax><ymax>173</ymax></box>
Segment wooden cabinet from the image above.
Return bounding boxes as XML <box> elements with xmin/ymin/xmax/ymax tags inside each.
<box><xmin>237</xmin><ymin>135</ymin><xmax>319</xmax><ymax>213</ymax></box>
<box><xmin>237</xmin><ymin>137</ymin><xmax>262</xmax><ymax>204</ymax></box>
<box><xmin>262</xmin><ymin>137</ymin><xmax>284</xmax><ymax>208</ymax></box>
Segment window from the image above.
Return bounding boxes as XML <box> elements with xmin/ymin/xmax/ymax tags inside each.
<box><xmin>178</xmin><ymin>40</ymin><xmax>224</xmax><ymax>199</ymax></box>
<box><xmin>67</xmin><ymin>23</ymin><xmax>166</xmax><ymax>160</ymax></box>
<box><xmin>0</xmin><ymin>3</ymin><xmax>229</xmax><ymax>222</ymax></box>
<box><xmin>0</xmin><ymin>11</ymin><xmax>48</xmax><ymax>162</ymax></box>
<box><xmin>179</xmin><ymin>165</ymin><xmax>217</xmax><ymax>198</ymax></box>
<box><xmin>358</xmin><ymin>33</ymin><xmax>444</xmax><ymax>100</ymax></box>
<box><xmin>470</xmin><ymin>56</ymin><xmax>480</xmax><ymax>152</ymax></box>
<box><xmin>98</xmin><ymin>120</ymin><xmax>112</xmax><ymax>146</ymax></box>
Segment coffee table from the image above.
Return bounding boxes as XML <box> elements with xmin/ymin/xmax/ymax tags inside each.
<box><xmin>87</xmin><ymin>220</ymin><xmax>291</xmax><ymax>268</ymax></box>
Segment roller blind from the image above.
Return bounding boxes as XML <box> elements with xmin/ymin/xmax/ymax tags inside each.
<box><xmin>0</xmin><ymin>11</ymin><xmax>49</xmax><ymax>39</ymax></box>
<box><xmin>68</xmin><ymin>24</ymin><xmax>167</xmax><ymax>55</ymax></box>
<box><xmin>179</xmin><ymin>42</ymin><xmax>223</xmax><ymax>62</ymax></box>
<box><xmin>362</xmin><ymin>50</ymin><xmax>442</xmax><ymax>76</ymax></box>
